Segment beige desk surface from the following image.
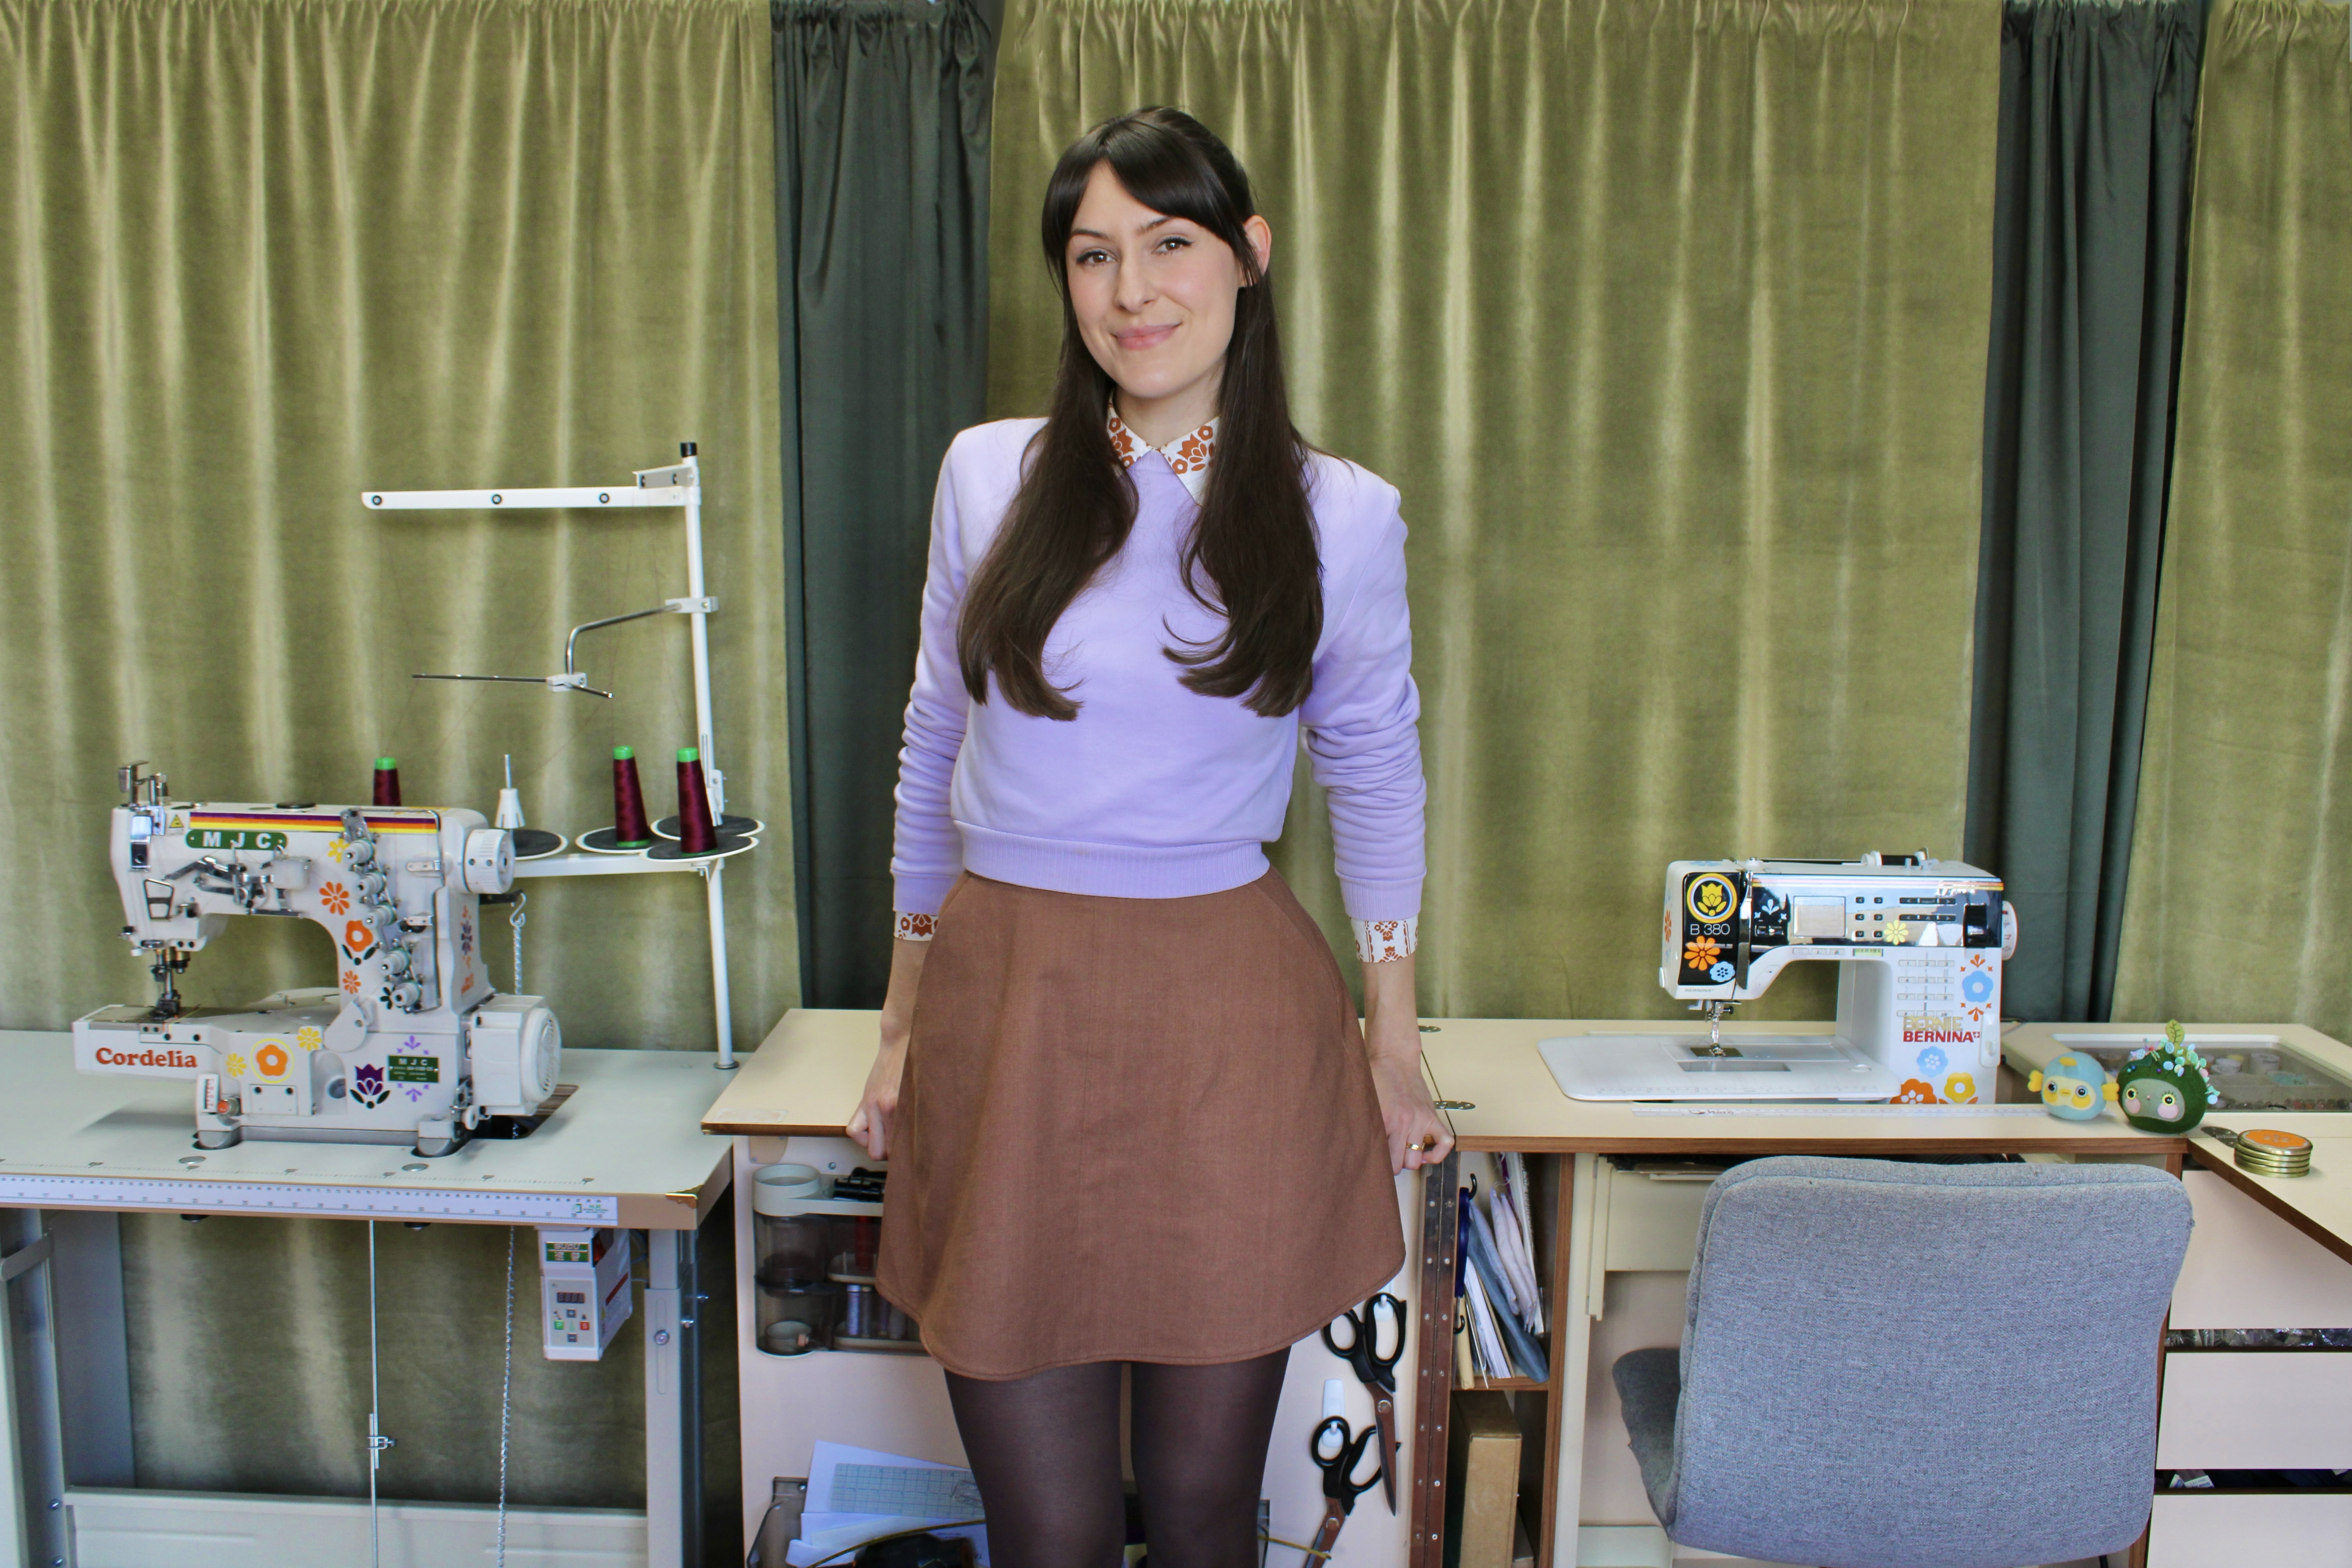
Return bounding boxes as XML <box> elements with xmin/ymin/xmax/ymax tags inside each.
<box><xmin>708</xmin><ymin>1009</ymin><xmax>2200</xmax><ymax>1156</ymax></box>
<box><xmin>0</xmin><ymin>1032</ymin><xmax>732</xmax><ymax>1228</ymax></box>
<box><xmin>1998</xmin><ymin>1020</ymin><xmax>2352</xmax><ymax>1261</ymax></box>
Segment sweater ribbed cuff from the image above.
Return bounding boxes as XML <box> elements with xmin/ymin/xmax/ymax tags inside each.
<box><xmin>891</xmin><ymin>870</ymin><xmax>962</xmax><ymax>918</ymax></box>
<box><xmin>1338</xmin><ymin>876</ymin><xmax>1423</xmax><ymax>924</ymax></box>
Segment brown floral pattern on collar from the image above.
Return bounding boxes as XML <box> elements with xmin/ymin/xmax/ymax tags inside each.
<box><xmin>1107</xmin><ymin>401</ymin><xmax>1217</xmax><ymax>500</ymax></box>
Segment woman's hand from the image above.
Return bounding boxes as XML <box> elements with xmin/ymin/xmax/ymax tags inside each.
<box><xmin>847</xmin><ymin>938</ymin><xmax>929</xmax><ymax>1160</ymax></box>
<box><xmin>1362</xmin><ymin>953</ymin><xmax>1452</xmax><ymax>1173</ymax></box>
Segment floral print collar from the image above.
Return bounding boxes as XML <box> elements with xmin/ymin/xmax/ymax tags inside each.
<box><xmin>1107</xmin><ymin>401</ymin><xmax>1217</xmax><ymax>502</ymax></box>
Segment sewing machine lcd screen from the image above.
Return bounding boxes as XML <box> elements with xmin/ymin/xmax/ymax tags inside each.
<box><xmin>2056</xmin><ymin>1035</ymin><xmax>2352</xmax><ymax>1114</ymax></box>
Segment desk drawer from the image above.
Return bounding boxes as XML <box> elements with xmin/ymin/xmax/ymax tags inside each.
<box><xmin>2147</xmin><ymin>1491</ymin><xmax>2352</xmax><ymax>1567</ymax></box>
<box><xmin>2155</xmin><ymin>1350</ymin><xmax>2352</xmax><ymax>1469</ymax></box>
<box><xmin>1601</xmin><ymin>1165</ymin><xmax>1711</xmax><ymax>1273</ymax></box>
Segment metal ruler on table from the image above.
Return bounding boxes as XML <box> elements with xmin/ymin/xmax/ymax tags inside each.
<box><xmin>0</xmin><ymin>1172</ymin><xmax>618</xmax><ymax>1223</ymax></box>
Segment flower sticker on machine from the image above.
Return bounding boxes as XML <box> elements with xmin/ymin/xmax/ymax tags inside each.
<box><xmin>320</xmin><ymin>882</ymin><xmax>350</xmax><ymax>915</ymax></box>
<box><xmin>1684</xmin><ymin>936</ymin><xmax>1722</xmax><ymax>971</ymax></box>
<box><xmin>1686</xmin><ymin>875</ymin><xmax>1736</xmax><ymax>924</ymax></box>
<box><xmin>350</xmin><ymin>1063</ymin><xmax>388</xmax><ymax>1109</ymax></box>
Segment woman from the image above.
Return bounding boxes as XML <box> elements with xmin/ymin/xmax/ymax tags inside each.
<box><xmin>849</xmin><ymin>106</ymin><xmax>1449</xmax><ymax>1568</ymax></box>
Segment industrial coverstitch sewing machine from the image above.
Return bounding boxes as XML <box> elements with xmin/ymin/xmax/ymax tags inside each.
<box><xmin>73</xmin><ymin>764</ymin><xmax>561</xmax><ymax>1153</ymax></box>
<box><xmin>1542</xmin><ymin>852</ymin><xmax>2017</xmax><ymax>1102</ymax></box>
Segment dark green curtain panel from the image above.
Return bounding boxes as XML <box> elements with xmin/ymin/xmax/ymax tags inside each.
<box><xmin>989</xmin><ymin>0</ymin><xmax>2001</xmax><ymax>1021</ymax></box>
<box><xmin>1964</xmin><ymin>0</ymin><xmax>2204</xmax><ymax>1023</ymax></box>
<box><xmin>0</xmin><ymin>0</ymin><xmax>779</xmax><ymax>1511</ymax></box>
<box><xmin>2114</xmin><ymin>0</ymin><xmax>2352</xmax><ymax>1033</ymax></box>
<box><xmin>775</xmin><ymin>0</ymin><xmax>992</xmax><ymax>1007</ymax></box>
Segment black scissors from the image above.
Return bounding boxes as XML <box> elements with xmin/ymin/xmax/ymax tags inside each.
<box><xmin>1308</xmin><ymin>1414</ymin><xmax>1383</xmax><ymax>1558</ymax></box>
<box><xmin>1321</xmin><ymin>1292</ymin><xmax>1403</xmax><ymax>1511</ymax></box>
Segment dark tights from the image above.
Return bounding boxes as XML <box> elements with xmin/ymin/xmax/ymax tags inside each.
<box><xmin>944</xmin><ymin>1349</ymin><xmax>1290</xmax><ymax>1568</ymax></box>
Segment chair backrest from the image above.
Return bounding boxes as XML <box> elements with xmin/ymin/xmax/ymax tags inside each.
<box><xmin>1662</xmin><ymin>1156</ymin><xmax>2192</xmax><ymax>1568</ymax></box>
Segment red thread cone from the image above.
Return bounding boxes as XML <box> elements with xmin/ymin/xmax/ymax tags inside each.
<box><xmin>372</xmin><ymin>757</ymin><xmax>401</xmax><ymax>807</ymax></box>
<box><xmin>611</xmin><ymin>747</ymin><xmax>654</xmax><ymax>848</ymax></box>
<box><xmin>675</xmin><ymin>748</ymin><xmax>719</xmax><ymax>854</ymax></box>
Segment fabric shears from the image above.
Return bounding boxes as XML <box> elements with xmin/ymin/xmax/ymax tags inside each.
<box><xmin>1308</xmin><ymin>1413</ymin><xmax>1383</xmax><ymax>1558</ymax></box>
<box><xmin>1321</xmin><ymin>1291</ymin><xmax>1403</xmax><ymax>1512</ymax></box>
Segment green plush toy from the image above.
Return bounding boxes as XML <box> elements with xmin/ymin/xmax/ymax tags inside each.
<box><xmin>2116</xmin><ymin>1020</ymin><xmax>2217</xmax><ymax>1134</ymax></box>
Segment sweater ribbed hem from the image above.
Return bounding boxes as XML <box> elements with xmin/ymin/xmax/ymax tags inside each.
<box><xmin>956</xmin><ymin>822</ymin><xmax>1270</xmax><ymax>902</ymax></box>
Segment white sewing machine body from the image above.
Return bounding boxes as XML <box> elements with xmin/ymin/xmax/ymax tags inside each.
<box><xmin>73</xmin><ymin>787</ymin><xmax>560</xmax><ymax>1153</ymax></box>
<box><xmin>1541</xmin><ymin>855</ymin><xmax>2009</xmax><ymax>1103</ymax></box>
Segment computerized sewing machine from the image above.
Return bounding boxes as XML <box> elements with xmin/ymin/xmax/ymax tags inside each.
<box><xmin>73</xmin><ymin>764</ymin><xmax>561</xmax><ymax>1153</ymax></box>
<box><xmin>1541</xmin><ymin>853</ymin><xmax>2014</xmax><ymax>1102</ymax></box>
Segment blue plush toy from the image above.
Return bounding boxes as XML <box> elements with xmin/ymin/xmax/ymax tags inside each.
<box><xmin>2028</xmin><ymin>1051</ymin><xmax>2117</xmax><ymax>1121</ymax></box>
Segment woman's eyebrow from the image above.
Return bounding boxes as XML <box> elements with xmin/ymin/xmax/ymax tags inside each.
<box><xmin>1070</xmin><ymin>215</ymin><xmax>1178</xmax><ymax>243</ymax></box>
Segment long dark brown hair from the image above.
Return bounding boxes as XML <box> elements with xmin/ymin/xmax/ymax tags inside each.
<box><xmin>956</xmin><ymin>107</ymin><xmax>1320</xmax><ymax>720</ymax></box>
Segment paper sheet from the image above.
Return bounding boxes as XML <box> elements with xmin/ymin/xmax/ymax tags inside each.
<box><xmin>790</xmin><ymin>1442</ymin><xmax>989</xmax><ymax>1567</ymax></box>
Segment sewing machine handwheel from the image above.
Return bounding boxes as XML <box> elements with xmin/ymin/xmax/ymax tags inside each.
<box><xmin>463</xmin><ymin>828</ymin><xmax>515</xmax><ymax>895</ymax></box>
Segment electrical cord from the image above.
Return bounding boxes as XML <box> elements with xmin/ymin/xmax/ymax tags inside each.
<box><xmin>510</xmin><ymin>892</ymin><xmax>528</xmax><ymax>993</ymax></box>
<box><xmin>497</xmin><ymin>1225</ymin><xmax>516</xmax><ymax>1568</ymax></box>
<box><xmin>366</xmin><ymin>1221</ymin><xmax>390</xmax><ymax>1568</ymax></box>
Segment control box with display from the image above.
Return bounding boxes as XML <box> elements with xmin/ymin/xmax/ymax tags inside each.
<box><xmin>538</xmin><ymin>1225</ymin><xmax>633</xmax><ymax>1361</ymax></box>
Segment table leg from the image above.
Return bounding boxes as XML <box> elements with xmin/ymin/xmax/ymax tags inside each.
<box><xmin>1547</xmin><ymin>1155</ymin><xmax>1601</xmax><ymax>1568</ymax></box>
<box><xmin>645</xmin><ymin>1227</ymin><xmax>703</xmax><ymax>1568</ymax></box>
<box><xmin>0</xmin><ymin>1210</ymin><xmax>69</xmax><ymax>1568</ymax></box>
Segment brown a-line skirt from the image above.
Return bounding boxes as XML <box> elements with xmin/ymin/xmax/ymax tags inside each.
<box><xmin>875</xmin><ymin>869</ymin><xmax>1406</xmax><ymax>1380</ymax></box>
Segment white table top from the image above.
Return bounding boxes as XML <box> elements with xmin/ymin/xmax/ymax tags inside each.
<box><xmin>0</xmin><ymin>1032</ymin><xmax>732</xmax><ymax>1228</ymax></box>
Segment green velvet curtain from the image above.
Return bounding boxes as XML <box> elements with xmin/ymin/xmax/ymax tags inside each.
<box><xmin>988</xmin><ymin>0</ymin><xmax>2002</xmax><ymax>1020</ymax></box>
<box><xmin>1964</xmin><ymin>0</ymin><xmax>2205</xmax><ymax>1023</ymax></box>
<box><xmin>2112</xmin><ymin>0</ymin><xmax>2352</xmax><ymax>1034</ymax></box>
<box><xmin>0</xmin><ymin>0</ymin><xmax>779</xmax><ymax>1522</ymax></box>
<box><xmin>775</xmin><ymin>0</ymin><xmax>994</xmax><ymax>1008</ymax></box>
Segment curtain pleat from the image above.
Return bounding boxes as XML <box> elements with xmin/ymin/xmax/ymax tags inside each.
<box><xmin>1963</xmin><ymin>0</ymin><xmax>2204</xmax><ymax>1023</ymax></box>
<box><xmin>774</xmin><ymin>0</ymin><xmax>993</xmax><ymax>1007</ymax></box>
<box><xmin>2112</xmin><ymin>0</ymin><xmax>2352</xmax><ymax>1034</ymax></box>
<box><xmin>987</xmin><ymin>0</ymin><xmax>2002</xmax><ymax>1020</ymax></box>
<box><xmin>0</xmin><ymin>0</ymin><xmax>778</xmax><ymax>1512</ymax></box>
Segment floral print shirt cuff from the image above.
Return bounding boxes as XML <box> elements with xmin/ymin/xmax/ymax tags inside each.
<box><xmin>1352</xmin><ymin>916</ymin><xmax>1417</xmax><ymax>964</ymax></box>
<box><xmin>892</xmin><ymin>911</ymin><xmax>936</xmax><ymax>944</ymax></box>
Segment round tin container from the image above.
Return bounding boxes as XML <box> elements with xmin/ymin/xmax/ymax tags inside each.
<box><xmin>2233</xmin><ymin>1127</ymin><xmax>2313</xmax><ymax>1178</ymax></box>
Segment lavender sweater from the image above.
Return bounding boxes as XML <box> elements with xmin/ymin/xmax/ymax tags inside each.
<box><xmin>890</xmin><ymin>417</ymin><xmax>1426</xmax><ymax>921</ymax></box>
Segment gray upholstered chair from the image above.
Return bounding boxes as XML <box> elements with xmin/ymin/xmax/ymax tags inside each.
<box><xmin>1612</xmin><ymin>1156</ymin><xmax>2192</xmax><ymax>1568</ymax></box>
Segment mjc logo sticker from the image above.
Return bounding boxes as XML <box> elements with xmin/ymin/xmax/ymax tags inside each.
<box><xmin>1686</xmin><ymin>873</ymin><xmax>1738</xmax><ymax>925</ymax></box>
